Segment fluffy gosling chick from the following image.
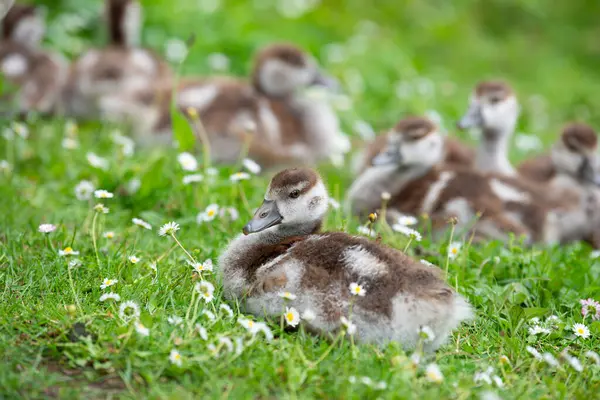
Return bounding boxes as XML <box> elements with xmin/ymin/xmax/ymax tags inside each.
<box><xmin>457</xmin><ymin>80</ymin><xmax>520</xmax><ymax>176</ymax></box>
<box><xmin>0</xmin><ymin>3</ymin><xmax>68</xmax><ymax>115</ymax></box>
<box><xmin>219</xmin><ymin>167</ymin><xmax>472</xmax><ymax>350</ymax></box>
<box><xmin>347</xmin><ymin>116</ymin><xmax>560</xmax><ymax>244</ymax></box>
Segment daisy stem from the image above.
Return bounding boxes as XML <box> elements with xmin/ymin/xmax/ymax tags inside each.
<box><xmin>45</xmin><ymin>235</ymin><xmax>55</xmax><ymax>253</ymax></box>
<box><xmin>67</xmin><ymin>264</ymin><xmax>81</xmax><ymax>312</ymax></box>
<box><xmin>170</xmin><ymin>233</ymin><xmax>197</xmax><ymax>264</ymax></box>
<box><xmin>185</xmin><ymin>288</ymin><xmax>197</xmax><ymax>332</ymax></box>
<box><xmin>403</xmin><ymin>237</ymin><xmax>413</xmax><ymax>253</ymax></box>
<box><xmin>312</xmin><ymin>331</ymin><xmax>343</xmax><ymax>367</ymax></box>
<box><xmin>91</xmin><ymin>211</ymin><xmax>101</xmax><ymax>267</ymax></box>
<box><xmin>237</xmin><ymin>184</ymin><xmax>251</xmax><ymax>214</ymax></box>
<box><xmin>444</xmin><ymin>223</ymin><xmax>456</xmax><ymax>276</ymax></box>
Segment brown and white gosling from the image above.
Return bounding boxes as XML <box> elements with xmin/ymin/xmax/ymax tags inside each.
<box><xmin>0</xmin><ymin>3</ymin><xmax>68</xmax><ymax>115</ymax></box>
<box><xmin>219</xmin><ymin>167</ymin><xmax>472</xmax><ymax>350</ymax></box>
<box><xmin>354</xmin><ymin>124</ymin><xmax>474</xmax><ymax>175</ymax></box>
<box><xmin>62</xmin><ymin>0</ymin><xmax>171</xmax><ymax>119</ymax></box>
<box><xmin>176</xmin><ymin>43</ymin><xmax>348</xmax><ymax>168</ymax></box>
<box><xmin>533</xmin><ymin>123</ymin><xmax>600</xmax><ymax>247</ymax></box>
<box><xmin>457</xmin><ymin>80</ymin><xmax>520</xmax><ymax>176</ymax></box>
<box><xmin>347</xmin><ymin>116</ymin><xmax>561</xmax><ymax>244</ymax></box>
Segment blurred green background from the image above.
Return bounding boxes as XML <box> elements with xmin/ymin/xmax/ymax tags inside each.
<box><xmin>27</xmin><ymin>0</ymin><xmax>600</xmax><ymax>160</ymax></box>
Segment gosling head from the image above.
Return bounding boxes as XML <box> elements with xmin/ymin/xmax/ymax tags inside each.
<box><xmin>371</xmin><ymin>116</ymin><xmax>445</xmax><ymax>170</ymax></box>
<box><xmin>1</xmin><ymin>3</ymin><xmax>45</xmax><ymax>48</ymax></box>
<box><xmin>251</xmin><ymin>43</ymin><xmax>338</xmax><ymax>97</ymax></box>
<box><xmin>457</xmin><ymin>80</ymin><xmax>519</xmax><ymax>139</ymax></box>
<box><xmin>243</xmin><ymin>168</ymin><xmax>329</xmax><ymax>235</ymax></box>
<box><xmin>551</xmin><ymin>122</ymin><xmax>599</xmax><ymax>184</ymax></box>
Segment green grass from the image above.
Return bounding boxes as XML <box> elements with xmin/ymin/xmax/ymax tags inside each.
<box><xmin>2</xmin><ymin>0</ymin><xmax>600</xmax><ymax>398</ymax></box>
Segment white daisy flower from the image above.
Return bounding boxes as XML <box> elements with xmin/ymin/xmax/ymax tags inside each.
<box><xmin>573</xmin><ymin>323</ymin><xmax>590</xmax><ymax>339</ymax></box>
<box><xmin>12</xmin><ymin>122</ymin><xmax>28</xmax><ymax>139</ymax></box>
<box><xmin>357</xmin><ymin>225</ymin><xmax>375</xmax><ymax>237</ymax></box>
<box><xmin>562</xmin><ymin>351</ymin><xmax>583</xmax><ymax>372</ymax></box>
<box><xmin>340</xmin><ymin>316</ymin><xmax>357</xmax><ymax>335</ymax></box>
<box><xmin>542</xmin><ymin>353</ymin><xmax>559</xmax><ymax>367</ymax></box>
<box><xmin>206</xmin><ymin>167</ymin><xmax>218</xmax><ymax>176</ymax></box>
<box><xmin>38</xmin><ymin>224</ymin><xmax>57</xmax><ymax>233</ymax></box>
<box><xmin>499</xmin><ymin>355</ymin><xmax>510</xmax><ymax>365</ymax></box>
<box><xmin>425</xmin><ymin>363</ymin><xmax>444</xmax><ymax>383</ymax></box>
<box><xmin>238</xmin><ymin>317</ymin><xmax>259</xmax><ymax>334</ymax></box>
<box><xmin>103</xmin><ymin>231</ymin><xmax>115</xmax><ymax>239</ymax></box>
<box><xmin>68</xmin><ymin>259</ymin><xmax>82</xmax><ymax>268</ymax></box>
<box><xmin>169</xmin><ymin>349</ymin><xmax>183</xmax><ymax>366</ymax></box>
<box><xmin>242</xmin><ymin>158</ymin><xmax>261</xmax><ymax>174</ymax></box>
<box><xmin>418</xmin><ymin>326</ymin><xmax>436</xmax><ymax>343</ymax></box>
<box><xmin>59</xmin><ymin>247</ymin><xmax>79</xmax><ymax>256</ymax></box>
<box><xmin>75</xmin><ymin>180</ymin><xmax>95</xmax><ymax>200</ymax></box>
<box><xmin>128</xmin><ymin>255</ymin><xmax>140</xmax><ymax>264</ymax></box>
<box><xmin>202</xmin><ymin>310</ymin><xmax>216</xmax><ymax>321</ymax></box>
<box><xmin>99</xmin><ymin>292</ymin><xmax>121</xmax><ymax>302</ymax></box>
<box><xmin>165</xmin><ymin>38</ymin><xmax>188</xmax><ymax>63</ymax></box>
<box><xmin>447</xmin><ymin>242</ymin><xmax>462</xmax><ymax>259</ymax></box>
<box><xmin>94</xmin><ymin>190</ymin><xmax>114</xmax><ymax>199</ymax></box>
<box><xmin>219</xmin><ymin>304</ymin><xmax>234</xmax><ymax>318</ymax></box>
<box><xmin>100</xmin><ymin>278</ymin><xmax>118</xmax><ymax>290</ymax></box>
<box><xmin>167</xmin><ymin>315</ymin><xmax>183</xmax><ymax>326</ymax></box>
<box><xmin>158</xmin><ymin>221</ymin><xmax>180</xmax><ymax>237</ymax></box>
<box><xmin>148</xmin><ymin>262</ymin><xmax>157</xmax><ymax>272</ymax></box>
<box><xmin>254</xmin><ymin>322</ymin><xmax>274</xmax><ymax>341</ymax></box>
<box><xmin>235</xmin><ymin>337</ymin><xmax>244</xmax><ymax>356</ymax></box>
<box><xmin>474</xmin><ymin>370</ymin><xmax>492</xmax><ymax>385</ymax></box>
<box><xmin>62</xmin><ymin>137</ymin><xmax>79</xmax><ymax>150</ymax></box>
<box><xmin>229</xmin><ymin>172</ymin><xmax>251</xmax><ymax>182</ymax></box>
<box><xmin>112</xmin><ymin>132</ymin><xmax>135</xmax><ymax>156</ymax></box>
<box><xmin>529</xmin><ymin>325</ymin><xmax>551</xmax><ymax>335</ymax></box>
<box><xmin>183</xmin><ymin>173</ymin><xmax>204</xmax><ymax>185</ymax></box>
<box><xmin>381</xmin><ymin>191</ymin><xmax>391</xmax><ymax>201</ymax></box>
<box><xmin>526</xmin><ymin>346</ymin><xmax>543</xmax><ymax>360</ymax></box>
<box><xmin>119</xmin><ymin>300</ymin><xmax>140</xmax><ymax>321</ymax></box>
<box><xmin>328</xmin><ymin>198</ymin><xmax>341</xmax><ymax>210</ymax></box>
<box><xmin>585</xmin><ymin>351</ymin><xmax>600</xmax><ymax>364</ymax></box>
<box><xmin>278</xmin><ymin>291</ymin><xmax>297</xmax><ymax>300</ymax></box>
<box><xmin>135</xmin><ymin>322</ymin><xmax>150</xmax><ymax>337</ymax></box>
<box><xmin>86</xmin><ymin>152</ymin><xmax>109</xmax><ymax>170</ymax></box>
<box><xmin>195</xmin><ymin>281</ymin><xmax>215</xmax><ymax>302</ymax></box>
<box><xmin>491</xmin><ymin>375</ymin><xmax>503</xmax><ymax>388</ymax></box>
<box><xmin>207</xmin><ymin>52</ymin><xmax>230</xmax><ymax>71</ymax></box>
<box><xmin>410</xmin><ymin>352</ymin><xmax>421</xmax><ymax>367</ymax></box>
<box><xmin>0</xmin><ymin>160</ymin><xmax>11</xmax><ymax>173</ymax></box>
<box><xmin>284</xmin><ymin>307</ymin><xmax>300</xmax><ymax>327</ymax></box>
<box><xmin>590</xmin><ymin>250</ymin><xmax>600</xmax><ymax>259</ymax></box>
<box><xmin>126</xmin><ymin>178</ymin><xmax>141</xmax><ymax>194</ymax></box>
<box><xmin>420</xmin><ymin>259</ymin><xmax>435</xmax><ymax>267</ymax></box>
<box><xmin>94</xmin><ymin>204</ymin><xmax>109</xmax><ymax>214</ymax></box>
<box><xmin>197</xmin><ymin>204</ymin><xmax>219</xmax><ymax>223</ymax></box>
<box><xmin>220</xmin><ymin>207</ymin><xmax>239</xmax><ymax>221</ymax></box>
<box><xmin>392</xmin><ymin>224</ymin><xmax>422</xmax><ymax>241</ymax></box>
<box><xmin>132</xmin><ymin>218</ymin><xmax>152</xmax><ymax>230</ymax></box>
<box><xmin>218</xmin><ymin>336</ymin><xmax>234</xmax><ymax>353</ymax></box>
<box><xmin>349</xmin><ymin>282</ymin><xmax>366</xmax><ymax>296</ymax></box>
<box><xmin>195</xmin><ymin>323</ymin><xmax>208</xmax><ymax>340</ymax></box>
<box><xmin>177</xmin><ymin>152</ymin><xmax>198</xmax><ymax>171</ymax></box>
<box><xmin>301</xmin><ymin>309</ymin><xmax>316</xmax><ymax>322</ymax></box>
<box><xmin>189</xmin><ymin>259</ymin><xmax>214</xmax><ymax>274</ymax></box>
<box><xmin>395</xmin><ymin>214</ymin><xmax>418</xmax><ymax>226</ymax></box>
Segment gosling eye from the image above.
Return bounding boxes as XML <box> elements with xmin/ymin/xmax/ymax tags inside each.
<box><xmin>289</xmin><ymin>190</ymin><xmax>300</xmax><ymax>199</ymax></box>
<box><xmin>489</xmin><ymin>96</ymin><xmax>502</xmax><ymax>105</ymax></box>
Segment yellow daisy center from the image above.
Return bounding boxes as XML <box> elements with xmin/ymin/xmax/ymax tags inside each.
<box><xmin>174</xmin><ymin>354</ymin><xmax>181</xmax><ymax>360</ymax></box>
<box><xmin>286</xmin><ymin>312</ymin><xmax>294</xmax><ymax>321</ymax></box>
<box><xmin>451</xmin><ymin>248</ymin><xmax>458</xmax><ymax>254</ymax></box>
<box><xmin>207</xmin><ymin>210</ymin><xmax>215</xmax><ymax>217</ymax></box>
<box><xmin>578</xmin><ymin>328</ymin><xmax>584</xmax><ymax>334</ymax></box>
<box><xmin>248</xmin><ymin>321</ymin><xmax>254</xmax><ymax>328</ymax></box>
<box><xmin>64</xmin><ymin>247</ymin><xmax>72</xmax><ymax>253</ymax></box>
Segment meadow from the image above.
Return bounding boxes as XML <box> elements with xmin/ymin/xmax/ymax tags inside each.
<box><xmin>1</xmin><ymin>0</ymin><xmax>600</xmax><ymax>398</ymax></box>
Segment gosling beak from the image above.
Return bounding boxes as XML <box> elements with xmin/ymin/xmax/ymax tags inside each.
<box><xmin>457</xmin><ymin>103</ymin><xmax>483</xmax><ymax>130</ymax></box>
<box><xmin>311</xmin><ymin>71</ymin><xmax>340</xmax><ymax>91</ymax></box>
<box><xmin>242</xmin><ymin>200</ymin><xmax>283</xmax><ymax>235</ymax></box>
<box><xmin>372</xmin><ymin>148</ymin><xmax>403</xmax><ymax>167</ymax></box>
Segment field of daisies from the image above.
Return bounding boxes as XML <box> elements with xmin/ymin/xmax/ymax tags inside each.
<box><xmin>2</xmin><ymin>0</ymin><xmax>600</xmax><ymax>398</ymax></box>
